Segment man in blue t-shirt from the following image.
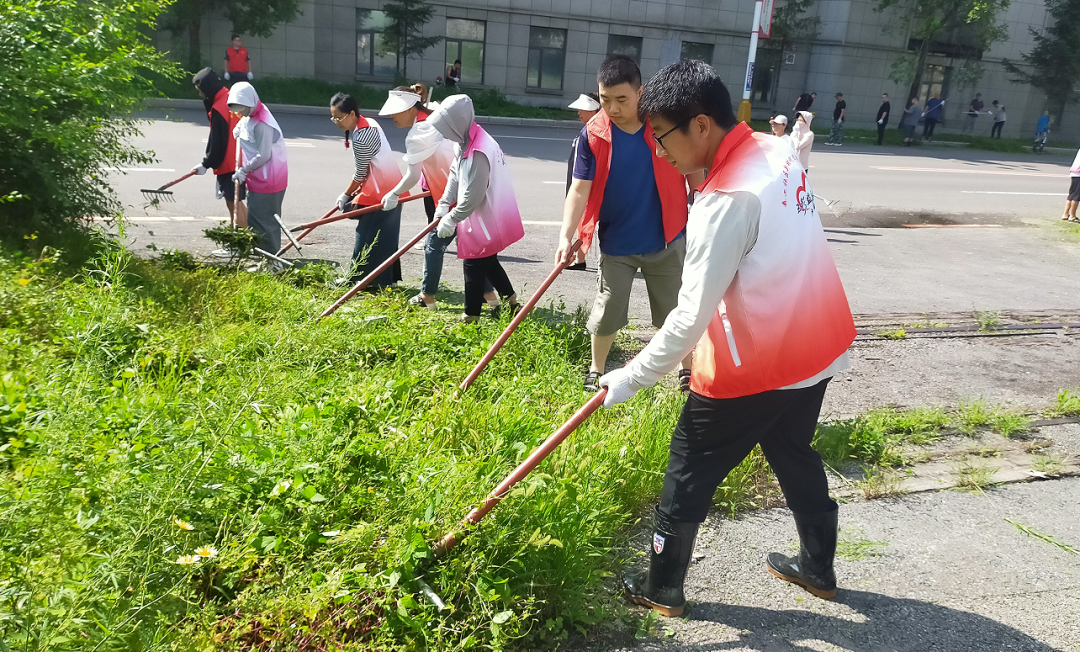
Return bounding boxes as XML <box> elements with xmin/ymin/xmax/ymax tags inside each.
<box><xmin>556</xmin><ymin>55</ymin><xmax>692</xmax><ymax>393</ymax></box>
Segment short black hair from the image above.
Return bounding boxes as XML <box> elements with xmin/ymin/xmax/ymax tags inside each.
<box><xmin>586</xmin><ymin>91</ymin><xmax>599</xmax><ymax>103</ymax></box>
<box><xmin>330</xmin><ymin>92</ymin><xmax>359</xmax><ymax>115</ymax></box>
<box><xmin>882</xmin><ymin>92</ymin><xmax>889</xmax><ymax>97</ymax></box>
<box><xmin>639</xmin><ymin>59</ymin><xmax>737</xmax><ymax>131</ymax></box>
<box><xmin>597</xmin><ymin>54</ymin><xmax>642</xmax><ymax>88</ymax></box>
<box><xmin>835</xmin><ymin>92</ymin><xmax>843</xmax><ymax>97</ymax></box>
<box><xmin>231</xmin><ymin>33</ymin><xmax>240</xmax><ymax>40</ymax></box>
<box><xmin>454</xmin><ymin>59</ymin><xmax>461</xmax><ymax>65</ymax></box>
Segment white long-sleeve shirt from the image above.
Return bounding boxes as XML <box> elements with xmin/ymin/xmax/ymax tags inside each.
<box><xmin>437</xmin><ymin>151</ymin><xmax>490</xmax><ymax>224</ymax></box>
<box><xmin>625</xmin><ymin>189</ymin><xmax>849</xmax><ymax>391</ymax></box>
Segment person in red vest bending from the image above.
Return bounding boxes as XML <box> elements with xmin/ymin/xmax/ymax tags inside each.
<box><xmin>191</xmin><ymin>68</ymin><xmax>243</xmax><ymax>230</ymax></box>
<box><xmin>223</xmin><ymin>35</ymin><xmax>252</xmax><ymax>86</ymax></box>
<box><xmin>599</xmin><ymin>60</ymin><xmax>856</xmax><ymax>618</ymax></box>
<box><xmin>556</xmin><ymin>55</ymin><xmax>693</xmax><ymax>393</ymax></box>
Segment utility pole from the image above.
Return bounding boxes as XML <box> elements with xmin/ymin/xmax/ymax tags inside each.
<box><xmin>737</xmin><ymin>0</ymin><xmax>764</xmax><ymax>123</ymax></box>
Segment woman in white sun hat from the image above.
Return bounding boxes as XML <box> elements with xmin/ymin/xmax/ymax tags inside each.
<box><xmin>564</xmin><ymin>92</ymin><xmax>601</xmax><ymax>270</ymax></box>
<box><xmin>379</xmin><ymin>84</ymin><xmax>498</xmax><ymax>309</ymax></box>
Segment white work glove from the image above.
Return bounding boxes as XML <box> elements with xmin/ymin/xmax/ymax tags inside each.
<box><xmin>436</xmin><ymin>216</ymin><xmax>456</xmax><ymax>239</ymax></box>
<box><xmin>193</xmin><ymin>164</ymin><xmax>208</xmax><ymax>175</ymax></box>
<box><xmin>381</xmin><ymin>191</ymin><xmax>400</xmax><ymax>211</ymax></box>
<box><xmin>877</xmin><ymin>119</ymin><xmax>883</xmax><ymax>124</ymax></box>
<box><xmin>598</xmin><ymin>366</ymin><xmax>643</xmax><ymax>409</ymax></box>
<box><xmin>224</xmin><ymin>72</ymin><xmax>231</xmax><ymax>81</ymax></box>
<box><xmin>234</xmin><ymin>169</ymin><xmax>247</xmax><ymax>185</ymax></box>
<box><xmin>247</xmin><ymin>72</ymin><xmax>253</xmax><ymax>81</ymax></box>
<box><xmin>337</xmin><ymin>192</ymin><xmax>353</xmax><ymax>212</ymax></box>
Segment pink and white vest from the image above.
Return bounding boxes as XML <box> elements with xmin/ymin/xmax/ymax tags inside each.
<box><xmin>692</xmin><ymin>123</ymin><xmax>856</xmax><ymax>399</ymax></box>
<box><xmin>353</xmin><ymin>117</ymin><xmax>405</xmax><ymax>206</ymax></box>
<box><xmin>419</xmin><ymin>137</ymin><xmax>456</xmax><ymax>207</ymax></box>
<box><xmin>236</xmin><ymin>102</ymin><xmax>288</xmax><ymax>194</ymax></box>
<box><xmin>453</xmin><ymin>123</ymin><xmax>524</xmax><ymax>259</ymax></box>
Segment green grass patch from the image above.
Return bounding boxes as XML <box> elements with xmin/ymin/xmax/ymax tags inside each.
<box><xmin>1049</xmin><ymin>389</ymin><xmax>1080</xmax><ymax>417</ymax></box>
<box><xmin>814</xmin><ymin>406</ymin><xmax>949</xmax><ymax>467</ymax></box>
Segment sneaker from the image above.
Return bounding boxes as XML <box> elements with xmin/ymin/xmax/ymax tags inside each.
<box><xmin>211</xmin><ymin>248</ymin><xmax>237</xmax><ymax>258</ymax></box>
<box><xmin>583</xmin><ymin>371</ymin><xmax>601</xmax><ymax>392</ymax></box>
<box><xmin>566</xmin><ymin>262</ymin><xmax>587</xmax><ymax>271</ymax></box>
<box><xmin>408</xmin><ymin>293</ymin><xmax>437</xmax><ymax>310</ymax></box>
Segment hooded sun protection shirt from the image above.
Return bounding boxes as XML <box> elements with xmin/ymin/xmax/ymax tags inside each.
<box><xmin>228</xmin><ymin>82</ymin><xmax>288</xmax><ymax>194</ymax></box>
<box><xmin>193</xmin><ymin>67</ymin><xmax>238</xmax><ymax>175</ymax></box>
<box><xmin>789</xmin><ymin>111</ymin><xmax>815</xmax><ymax>170</ymax></box>
<box><xmin>429</xmin><ymin>95</ymin><xmax>524</xmax><ymax>259</ymax></box>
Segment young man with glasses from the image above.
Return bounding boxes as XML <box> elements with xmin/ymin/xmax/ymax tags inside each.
<box><xmin>598</xmin><ymin>59</ymin><xmax>855</xmax><ymax>617</ymax></box>
<box><xmin>556</xmin><ymin>55</ymin><xmax>692</xmax><ymax>393</ymax></box>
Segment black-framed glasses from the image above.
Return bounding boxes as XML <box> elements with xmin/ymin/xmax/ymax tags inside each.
<box><xmin>651</xmin><ymin>115</ymin><xmax>699</xmax><ymax>149</ymax></box>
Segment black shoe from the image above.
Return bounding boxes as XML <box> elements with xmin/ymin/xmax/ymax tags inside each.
<box><xmin>566</xmin><ymin>262</ymin><xmax>587</xmax><ymax>271</ymax></box>
<box><xmin>766</xmin><ymin>508</ymin><xmax>838</xmax><ymax>600</ymax></box>
<box><xmin>583</xmin><ymin>371</ymin><xmax>601</xmax><ymax>392</ymax></box>
<box><xmin>507</xmin><ymin>302</ymin><xmax>522</xmax><ymax>318</ymax></box>
<box><xmin>623</xmin><ymin>506</ymin><xmax>699</xmax><ymax>617</ymax></box>
<box><xmin>678</xmin><ymin>369</ymin><xmax>692</xmax><ymax>394</ymax></box>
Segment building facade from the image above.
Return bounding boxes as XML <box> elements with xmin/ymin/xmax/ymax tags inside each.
<box><xmin>172</xmin><ymin>0</ymin><xmax>1077</xmax><ymax>140</ymax></box>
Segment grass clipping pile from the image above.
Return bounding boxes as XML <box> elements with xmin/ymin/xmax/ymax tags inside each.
<box><xmin>0</xmin><ymin>239</ymin><xmax>693</xmax><ymax>650</ymax></box>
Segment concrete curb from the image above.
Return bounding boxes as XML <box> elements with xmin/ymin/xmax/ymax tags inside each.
<box><xmin>145</xmin><ymin>98</ymin><xmax>580</xmax><ymax>130</ymax></box>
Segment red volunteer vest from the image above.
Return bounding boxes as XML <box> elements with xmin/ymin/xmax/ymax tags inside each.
<box><xmin>577</xmin><ymin>112</ymin><xmax>688</xmax><ymax>251</ymax></box>
<box><xmin>210</xmin><ymin>88</ymin><xmax>239</xmax><ymax>176</ymax></box>
<box><xmin>225</xmin><ymin>47</ymin><xmax>249</xmax><ymax>72</ymax></box>
<box><xmin>691</xmin><ymin>123</ymin><xmax>856</xmax><ymax>399</ymax></box>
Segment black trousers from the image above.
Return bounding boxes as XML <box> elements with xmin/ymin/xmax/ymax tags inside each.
<box><xmin>876</xmin><ymin>122</ymin><xmax>887</xmax><ymax>145</ymax></box>
<box><xmin>423</xmin><ymin>194</ymin><xmax>436</xmax><ymax>223</ymax></box>
<box><xmin>659</xmin><ymin>379</ymin><xmax>837</xmax><ymax>523</ymax></box>
<box><xmin>462</xmin><ymin>254</ymin><xmax>514</xmax><ymax>315</ymax></box>
<box><xmin>922</xmin><ymin>118</ymin><xmax>938</xmax><ymax>139</ymax></box>
<box><xmin>992</xmin><ymin>121</ymin><xmax>1004</xmax><ymax>138</ymax></box>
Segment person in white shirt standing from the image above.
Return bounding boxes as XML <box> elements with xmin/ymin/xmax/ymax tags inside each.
<box><xmin>1063</xmin><ymin>146</ymin><xmax>1080</xmax><ymax>223</ymax></box>
<box><xmin>768</xmin><ymin>113</ymin><xmax>788</xmax><ymax>138</ymax></box>
<box><xmin>599</xmin><ymin>60</ymin><xmax>856</xmax><ymax>617</ymax></box>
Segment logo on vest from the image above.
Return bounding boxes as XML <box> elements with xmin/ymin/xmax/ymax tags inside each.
<box><xmin>794</xmin><ymin>171</ymin><xmax>816</xmax><ymax>215</ymax></box>
<box><xmin>653</xmin><ymin>533</ymin><xmax>666</xmax><ymax>554</ymax></box>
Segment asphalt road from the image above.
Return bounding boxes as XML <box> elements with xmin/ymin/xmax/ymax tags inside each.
<box><xmin>109</xmin><ymin>109</ymin><xmax>1080</xmax><ymax>321</ymax></box>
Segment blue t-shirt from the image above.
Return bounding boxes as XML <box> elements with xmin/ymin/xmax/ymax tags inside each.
<box><xmin>925</xmin><ymin>98</ymin><xmax>944</xmax><ymax>119</ymax></box>
<box><xmin>1036</xmin><ymin>115</ymin><xmax>1050</xmax><ymax>132</ymax></box>
<box><xmin>573</xmin><ymin>124</ymin><xmax>667</xmax><ymax>256</ymax></box>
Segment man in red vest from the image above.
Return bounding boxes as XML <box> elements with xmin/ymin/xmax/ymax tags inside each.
<box><xmin>223</xmin><ymin>34</ymin><xmax>252</xmax><ymax>87</ymax></box>
<box><xmin>599</xmin><ymin>60</ymin><xmax>856</xmax><ymax>617</ymax></box>
<box><xmin>556</xmin><ymin>55</ymin><xmax>692</xmax><ymax>393</ymax></box>
<box><xmin>191</xmin><ymin>67</ymin><xmax>243</xmax><ymax>226</ymax></box>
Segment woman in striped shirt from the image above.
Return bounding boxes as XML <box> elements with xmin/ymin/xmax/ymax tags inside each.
<box><xmin>330</xmin><ymin>93</ymin><xmax>405</xmax><ymax>288</ymax></box>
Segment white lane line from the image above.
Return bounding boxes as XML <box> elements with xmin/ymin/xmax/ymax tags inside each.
<box><xmin>874</xmin><ymin>166</ymin><xmax>1059</xmax><ymax>178</ymax></box>
<box><xmin>542</xmin><ymin>181</ymin><xmax>564</xmax><ymax>184</ymax></box>
<box><xmin>902</xmin><ymin>224</ymin><xmax>1005</xmax><ymax>228</ymax></box>
<box><xmin>494</xmin><ymin>135</ymin><xmax>575</xmax><ymax>141</ymax></box>
<box><xmin>826</xmin><ymin>151</ymin><xmax>895</xmax><ymax>156</ymax></box>
<box><xmin>111</xmin><ymin>167</ymin><xmax>177</xmax><ymax>172</ymax></box>
<box><xmin>522</xmin><ymin>220</ymin><xmax>562</xmax><ymax>225</ymax></box>
<box><xmin>127</xmin><ymin>216</ymin><xmax>171</xmax><ymax>222</ymax></box>
<box><xmin>285</xmin><ymin>141</ymin><xmax>316</xmax><ymax>147</ymax></box>
<box><xmin>960</xmin><ymin>191</ymin><xmax>1065</xmax><ymax>196</ymax></box>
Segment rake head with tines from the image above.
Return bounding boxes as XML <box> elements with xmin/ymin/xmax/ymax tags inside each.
<box><xmin>141</xmin><ymin>170</ymin><xmax>198</xmax><ymax>201</ymax></box>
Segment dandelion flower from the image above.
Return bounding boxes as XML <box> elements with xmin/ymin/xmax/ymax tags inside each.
<box><xmin>194</xmin><ymin>545</ymin><xmax>218</xmax><ymax>558</ymax></box>
<box><xmin>175</xmin><ymin>555</ymin><xmax>200</xmax><ymax>565</ymax></box>
<box><xmin>18</xmin><ymin>279</ymin><xmax>30</xmax><ymax>286</ymax></box>
<box><xmin>172</xmin><ymin>516</ymin><xmax>194</xmax><ymax>531</ymax></box>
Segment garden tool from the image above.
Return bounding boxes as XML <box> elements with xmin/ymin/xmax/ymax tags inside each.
<box><xmin>252</xmin><ymin>247</ymin><xmax>294</xmax><ymax>267</ymax></box>
<box><xmin>278</xmin><ymin>191</ymin><xmax>431</xmax><ymax>257</ymax></box>
<box><xmin>233</xmin><ymin>149</ymin><xmax>248</xmax><ymax>228</ymax></box>
<box><xmin>277</xmin><ymin>204</ymin><xmax>338</xmax><ymax>256</ymax></box>
<box><xmin>416</xmin><ymin>388</ymin><xmax>609</xmax><ymax>609</ymax></box>
<box><xmin>458</xmin><ymin>239</ymin><xmax>583</xmax><ymax>392</ymax></box>
<box><xmin>319</xmin><ymin>217</ymin><xmax>440</xmax><ymax>319</ymax></box>
<box><xmin>273</xmin><ymin>213</ymin><xmax>303</xmax><ymax>255</ymax></box>
<box><xmin>140</xmin><ymin>170</ymin><xmax>197</xmax><ymax>201</ymax></box>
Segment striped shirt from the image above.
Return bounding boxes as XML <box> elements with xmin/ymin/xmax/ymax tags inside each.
<box><xmin>350</xmin><ymin>125</ymin><xmax>382</xmax><ymax>184</ymax></box>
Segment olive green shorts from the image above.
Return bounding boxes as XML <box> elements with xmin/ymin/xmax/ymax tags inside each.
<box><xmin>587</xmin><ymin>237</ymin><xmax>686</xmax><ymax>336</ymax></box>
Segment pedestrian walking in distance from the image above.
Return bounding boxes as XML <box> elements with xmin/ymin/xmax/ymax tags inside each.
<box><xmin>430</xmin><ymin>95</ymin><xmax>525</xmax><ymax>322</ymax></box>
<box><xmin>190</xmin><ymin>68</ymin><xmax>243</xmax><ymax>231</ymax></box>
<box><xmin>601</xmin><ymin>59</ymin><xmax>856</xmax><ymax>617</ymax></box>
<box><xmin>223</xmin><ymin>35</ymin><xmax>252</xmax><ymax>87</ymax></box>
<box><xmin>825</xmin><ymin>93</ymin><xmax>845</xmax><ymax>146</ymax></box>
<box><xmin>1063</xmin><ymin>145</ymin><xmax>1080</xmax><ymax>223</ymax></box>
<box><xmin>875</xmin><ymin>93</ymin><xmax>890</xmax><ymax>145</ymax></box>
<box><xmin>329</xmin><ymin>92</ymin><xmax>405</xmax><ymax>289</ymax></box>
<box><xmin>963</xmin><ymin>93</ymin><xmax>984</xmax><ymax>133</ymax></box>
<box><xmin>557</xmin><ymin>55</ymin><xmax>692</xmax><ymax>393</ymax></box>
<box><xmin>565</xmin><ymin>93</ymin><xmax>602</xmax><ymax>271</ymax></box>
<box><xmin>1034</xmin><ymin>110</ymin><xmax>1050</xmax><ymax>153</ymax></box>
<box><xmin>227</xmin><ymin>82</ymin><xmax>287</xmax><ymax>258</ymax></box>
<box><xmin>991</xmin><ymin>101</ymin><xmax>1007</xmax><ymax>138</ymax></box>
<box><xmin>922</xmin><ymin>92</ymin><xmax>944</xmax><ymax>141</ymax></box>
<box><xmin>901</xmin><ymin>97</ymin><xmax>921</xmax><ymax>146</ymax></box>
<box><xmin>793</xmin><ymin>91</ymin><xmax>816</xmax><ymax>114</ymax></box>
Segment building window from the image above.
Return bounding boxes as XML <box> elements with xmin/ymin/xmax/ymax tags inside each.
<box><xmin>445</xmin><ymin>18</ymin><xmax>485</xmax><ymax>85</ymax></box>
<box><xmin>356</xmin><ymin>9</ymin><xmax>395</xmax><ymax>78</ymax></box>
<box><xmin>527</xmin><ymin>27</ymin><xmax>566</xmax><ymax>91</ymax></box>
<box><xmin>607</xmin><ymin>35</ymin><xmax>642</xmax><ymax>64</ymax></box>
<box><xmin>680</xmin><ymin>41</ymin><xmax>714</xmax><ymax>64</ymax></box>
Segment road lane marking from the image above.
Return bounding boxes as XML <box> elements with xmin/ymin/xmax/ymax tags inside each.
<box><xmin>522</xmin><ymin>220</ymin><xmax>562</xmax><ymax>225</ymax></box>
<box><xmin>874</xmin><ymin>166</ymin><xmax>1059</xmax><ymax>177</ymax></box>
<box><xmin>110</xmin><ymin>167</ymin><xmax>176</xmax><ymax>172</ymax></box>
<box><xmin>542</xmin><ymin>181</ymin><xmax>564</xmax><ymax>184</ymax></box>
<box><xmin>901</xmin><ymin>224</ymin><xmax>1004</xmax><ymax>228</ymax></box>
<box><xmin>960</xmin><ymin>191</ymin><xmax>1065</xmax><ymax>196</ymax></box>
<box><xmin>285</xmin><ymin>141</ymin><xmax>316</xmax><ymax>147</ymax></box>
<box><xmin>493</xmin><ymin>135</ymin><xmax>575</xmax><ymax>141</ymax></box>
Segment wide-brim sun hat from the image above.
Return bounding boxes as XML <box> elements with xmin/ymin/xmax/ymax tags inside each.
<box><xmin>568</xmin><ymin>94</ymin><xmax>601</xmax><ymax>112</ymax></box>
<box><xmin>379</xmin><ymin>90</ymin><xmax>422</xmax><ymax>116</ymax></box>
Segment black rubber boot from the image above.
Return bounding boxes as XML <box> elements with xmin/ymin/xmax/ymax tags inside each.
<box><xmin>623</xmin><ymin>506</ymin><xmax>699</xmax><ymax>617</ymax></box>
<box><xmin>767</xmin><ymin>508</ymin><xmax>838</xmax><ymax>599</ymax></box>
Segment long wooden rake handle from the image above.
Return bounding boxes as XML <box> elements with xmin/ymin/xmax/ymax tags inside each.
<box><xmin>277</xmin><ymin>205</ymin><xmax>337</xmax><ymax>256</ymax></box>
<box><xmin>278</xmin><ymin>192</ymin><xmax>431</xmax><ymax>256</ymax></box>
<box><xmin>140</xmin><ymin>170</ymin><xmax>197</xmax><ymax>196</ymax></box>
<box><xmin>431</xmin><ymin>388</ymin><xmax>607</xmax><ymax>559</ymax></box>
<box><xmin>458</xmin><ymin>239</ymin><xmax>583</xmax><ymax>392</ymax></box>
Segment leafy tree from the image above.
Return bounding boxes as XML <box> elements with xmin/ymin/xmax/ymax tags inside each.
<box><xmin>0</xmin><ymin>0</ymin><xmax>177</xmax><ymax>237</ymax></box>
<box><xmin>876</xmin><ymin>0</ymin><xmax>1011</xmax><ymax>102</ymax></box>
<box><xmin>759</xmin><ymin>0</ymin><xmax>821</xmax><ymax>108</ymax></box>
<box><xmin>1003</xmin><ymin>0</ymin><xmax>1080</xmax><ymax>124</ymax></box>
<box><xmin>160</xmin><ymin>0</ymin><xmax>302</xmax><ymax>72</ymax></box>
<box><xmin>379</xmin><ymin>0</ymin><xmax>442</xmax><ymax>78</ymax></box>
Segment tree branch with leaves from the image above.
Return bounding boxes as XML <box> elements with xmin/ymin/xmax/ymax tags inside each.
<box><xmin>160</xmin><ymin>0</ymin><xmax>302</xmax><ymax>72</ymax></box>
<box><xmin>379</xmin><ymin>0</ymin><xmax>442</xmax><ymax>78</ymax></box>
<box><xmin>1003</xmin><ymin>0</ymin><xmax>1080</xmax><ymax>125</ymax></box>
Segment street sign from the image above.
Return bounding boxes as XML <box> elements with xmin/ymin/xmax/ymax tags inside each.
<box><xmin>759</xmin><ymin>0</ymin><xmax>775</xmax><ymax>38</ymax></box>
<box><xmin>745</xmin><ymin>61</ymin><xmax>755</xmax><ymax>93</ymax></box>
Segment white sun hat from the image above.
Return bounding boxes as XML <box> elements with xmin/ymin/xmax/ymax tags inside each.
<box><xmin>379</xmin><ymin>90</ymin><xmax>422</xmax><ymax>116</ymax></box>
<box><xmin>568</xmin><ymin>94</ymin><xmax>601</xmax><ymax>111</ymax></box>
<box><xmin>769</xmin><ymin>114</ymin><xmax>788</xmax><ymax>125</ymax></box>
